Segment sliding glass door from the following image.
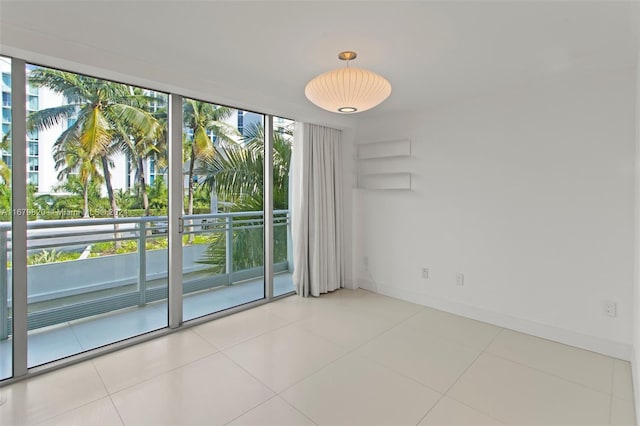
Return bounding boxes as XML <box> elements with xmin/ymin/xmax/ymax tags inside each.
<box><xmin>182</xmin><ymin>100</ymin><xmax>265</xmax><ymax>321</ymax></box>
<box><xmin>23</xmin><ymin>64</ymin><xmax>169</xmax><ymax>367</ymax></box>
<box><xmin>0</xmin><ymin>56</ymin><xmax>296</xmax><ymax>382</ymax></box>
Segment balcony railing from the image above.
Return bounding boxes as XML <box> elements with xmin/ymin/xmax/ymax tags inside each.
<box><xmin>0</xmin><ymin>210</ymin><xmax>291</xmax><ymax>339</ymax></box>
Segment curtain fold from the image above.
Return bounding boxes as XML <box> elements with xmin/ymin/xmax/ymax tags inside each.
<box><xmin>292</xmin><ymin>122</ymin><xmax>344</xmax><ymax>297</ymax></box>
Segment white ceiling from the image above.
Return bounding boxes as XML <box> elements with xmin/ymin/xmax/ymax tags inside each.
<box><xmin>0</xmin><ymin>1</ymin><xmax>638</xmax><ymax>126</ymax></box>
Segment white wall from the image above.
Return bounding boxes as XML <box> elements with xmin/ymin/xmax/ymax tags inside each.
<box><xmin>354</xmin><ymin>66</ymin><xmax>637</xmax><ymax>359</ymax></box>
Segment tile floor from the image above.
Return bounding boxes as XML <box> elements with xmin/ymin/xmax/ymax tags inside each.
<box><xmin>0</xmin><ymin>289</ymin><xmax>636</xmax><ymax>426</ymax></box>
<box><xmin>0</xmin><ymin>273</ymin><xmax>294</xmax><ymax>378</ymax></box>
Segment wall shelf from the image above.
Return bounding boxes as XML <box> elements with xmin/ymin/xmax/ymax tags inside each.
<box><xmin>356</xmin><ymin>139</ymin><xmax>412</xmax><ymax>190</ymax></box>
<box><xmin>357</xmin><ymin>173</ymin><xmax>411</xmax><ymax>190</ymax></box>
<box><xmin>357</xmin><ymin>139</ymin><xmax>411</xmax><ymax>160</ymax></box>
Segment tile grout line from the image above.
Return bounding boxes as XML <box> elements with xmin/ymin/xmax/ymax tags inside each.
<box><xmin>414</xmin><ymin>345</ymin><xmax>488</xmax><ymax>425</ymax></box>
<box><xmin>105</xmin><ymin>352</ymin><xmax>220</xmax><ymax>396</ymax></box>
<box><xmin>99</xmin><ymin>314</ymin><xmax>295</xmax><ymax>401</ymax></box>
<box><xmin>31</xmin><ymin>395</ymin><xmax>120</xmax><ymax>426</ymax></box>
<box><xmin>269</xmin><ymin>311</ymin><xmax>409</xmax><ymax>395</ymax></box>
<box><xmin>277</xmin><ymin>394</ymin><xmax>320</xmax><ymax>426</ymax></box>
<box><xmin>221</xmin><ymin>394</ymin><xmax>319</xmax><ymax>426</ymax></box>
<box><xmin>5</xmin><ymin>291</ymin><xmax>359</xmax><ymax>425</ymax></box>
<box><xmin>217</xmin><ymin>293</ymin><xmax>375</xmax><ymax>426</ymax></box>
<box><xmin>483</xmin><ymin>350</ymin><xmax>616</xmax><ymax>398</ymax></box>
<box><xmin>217</xmin><ymin>323</ymin><xmax>352</xmax><ymax>395</ymax></box>
<box><xmin>215</xmin><ymin>351</ymin><xmax>284</xmax><ymax>423</ymax></box>
<box><xmin>272</xmin><ymin>297</ymin><xmax>483</xmax><ymax>402</ymax></box>
<box><xmin>190</xmin><ymin>311</ymin><xmax>297</xmax><ymax>352</ymax></box>
<box><xmin>263</xmin><ymin>307</ymin><xmax>453</xmax><ymax>423</ymax></box>
<box><xmin>291</xmin><ymin>304</ymin><xmax>422</xmax><ymax>358</ymax></box>
<box><xmin>345</xmin><ymin>328</ymin><xmax>456</xmax><ymax>395</ymax></box>
<box><xmin>91</xmin><ymin>361</ymin><xmax>127</xmax><ymax>426</ymax></box>
<box><xmin>31</xmin><ymin>361</ymin><xmax>122</xmax><ymax>426</ymax></box>
<box><xmin>415</xmin><ymin>327</ymin><xmax>508</xmax><ymax>426</ymax></box>
<box><xmin>17</xmin><ymin>289</ymin><xmax>626</xmax><ymax>425</ymax></box>
<box><xmin>401</xmin><ymin>313</ymin><xmax>507</xmax><ymax>354</ymax></box>
<box><xmin>485</xmin><ymin>327</ymin><xmax>620</xmax><ymax>396</ymax></box>
<box><xmin>95</xmin><ymin>334</ymin><xmax>221</xmax><ymax>396</ymax></box>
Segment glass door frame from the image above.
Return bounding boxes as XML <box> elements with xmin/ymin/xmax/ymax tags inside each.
<box><xmin>4</xmin><ymin>58</ymin><xmax>287</xmax><ymax>383</ymax></box>
<box><xmin>11</xmin><ymin>57</ymin><xmax>28</xmax><ymax>378</ymax></box>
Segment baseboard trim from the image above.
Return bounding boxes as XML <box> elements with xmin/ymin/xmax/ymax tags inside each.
<box><xmin>359</xmin><ymin>279</ymin><xmax>632</xmax><ymax>361</ymax></box>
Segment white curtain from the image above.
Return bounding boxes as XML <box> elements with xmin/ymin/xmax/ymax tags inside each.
<box><xmin>291</xmin><ymin>122</ymin><xmax>344</xmax><ymax>297</ymax></box>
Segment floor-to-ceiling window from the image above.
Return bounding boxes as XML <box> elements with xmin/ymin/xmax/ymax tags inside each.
<box><xmin>0</xmin><ymin>57</ymin><xmax>296</xmax><ymax>382</ymax></box>
<box><xmin>0</xmin><ymin>56</ymin><xmax>13</xmax><ymax>380</ymax></box>
<box><xmin>24</xmin><ymin>64</ymin><xmax>169</xmax><ymax>367</ymax></box>
<box><xmin>182</xmin><ymin>100</ymin><xmax>266</xmax><ymax>321</ymax></box>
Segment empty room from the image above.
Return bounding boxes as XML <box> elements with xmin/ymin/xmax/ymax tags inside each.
<box><xmin>0</xmin><ymin>1</ymin><xmax>639</xmax><ymax>425</ymax></box>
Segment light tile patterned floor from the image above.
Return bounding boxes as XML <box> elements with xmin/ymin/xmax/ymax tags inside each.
<box><xmin>0</xmin><ymin>273</ymin><xmax>294</xmax><ymax>378</ymax></box>
<box><xmin>0</xmin><ymin>289</ymin><xmax>636</xmax><ymax>425</ymax></box>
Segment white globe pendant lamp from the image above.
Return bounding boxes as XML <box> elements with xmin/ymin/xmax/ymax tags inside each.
<box><xmin>305</xmin><ymin>51</ymin><xmax>391</xmax><ymax>114</ymax></box>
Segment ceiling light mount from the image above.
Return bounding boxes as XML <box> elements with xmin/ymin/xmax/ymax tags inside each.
<box><xmin>338</xmin><ymin>51</ymin><xmax>357</xmax><ymax>61</ymax></box>
<box><xmin>305</xmin><ymin>51</ymin><xmax>391</xmax><ymax>114</ymax></box>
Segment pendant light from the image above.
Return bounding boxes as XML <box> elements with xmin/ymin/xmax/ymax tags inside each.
<box><xmin>305</xmin><ymin>51</ymin><xmax>392</xmax><ymax>114</ymax></box>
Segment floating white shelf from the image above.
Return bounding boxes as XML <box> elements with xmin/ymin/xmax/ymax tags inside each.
<box><xmin>357</xmin><ymin>173</ymin><xmax>411</xmax><ymax>190</ymax></box>
<box><xmin>357</xmin><ymin>139</ymin><xmax>411</xmax><ymax>160</ymax></box>
<box><xmin>356</xmin><ymin>139</ymin><xmax>412</xmax><ymax>190</ymax></box>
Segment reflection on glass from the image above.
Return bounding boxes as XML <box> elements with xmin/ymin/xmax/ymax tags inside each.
<box><xmin>182</xmin><ymin>102</ymin><xmax>265</xmax><ymax>321</ymax></box>
<box><xmin>24</xmin><ymin>64</ymin><xmax>168</xmax><ymax>367</ymax></box>
<box><xmin>0</xmin><ymin>56</ymin><xmax>12</xmax><ymax>380</ymax></box>
<box><xmin>273</xmin><ymin>117</ymin><xmax>294</xmax><ymax>297</ymax></box>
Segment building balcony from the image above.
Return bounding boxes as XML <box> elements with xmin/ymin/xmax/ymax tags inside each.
<box><xmin>0</xmin><ymin>210</ymin><xmax>294</xmax><ymax>379</ymax></box>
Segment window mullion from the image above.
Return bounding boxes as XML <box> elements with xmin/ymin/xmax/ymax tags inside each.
<box><xmin>264</xmin><ymin>115</ymin><xmax>274</xmax><ymax>299</ymax></box>
<box><xmin>168</xmin><ymin>94</ymin><xmax>183</xmax><ymax>328</ymax></box>
<box><xmin>11</xmin><ymin>58</ymin><xmax>27</xmax><ymax>377</ymax></box>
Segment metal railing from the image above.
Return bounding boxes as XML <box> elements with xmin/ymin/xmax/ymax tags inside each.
<box><xmin>0</xmin><ymin>209</ymin><xmax>291</xmax><ymax>339</ymax></box>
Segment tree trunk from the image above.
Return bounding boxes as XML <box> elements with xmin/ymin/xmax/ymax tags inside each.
<box><xmin>187</xmin><ymin>144</ymin><xmax>196</xmax><ymax>243</ymax></box>
<box><xmin>210</xmin><ymin>181</ymin><xmax>218</xmax><ymax>214</ymax></box>
<box><xmin>101</xmin><ymin>156</ymin><xmax>121</xmax><ymax>249</ymax></box>
<box><xmin>138</xmin><ymin>157</ymin><xmax>150</xmax><ymax>216</ymax></box>
<box><xmin>82</xmin><ymin>182</ymin><xmax>90</xmax><ymax>218</ymax></box>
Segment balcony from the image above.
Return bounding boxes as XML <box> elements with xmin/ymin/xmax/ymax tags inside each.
<box><xmin>0</xmin><ymin>210</ymin><xmax>294</xmax><ymax>378</ymax></box>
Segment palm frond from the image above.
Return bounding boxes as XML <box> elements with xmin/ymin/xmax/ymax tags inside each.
<box><xmin>193</xmin><ymin>127</ymin><xmax>215</xmax><ymax>159</ymax></box>
<box><xmin>108</xmin><ymin>103</ymin><xmax>160</xmax><ymax>140</ymax></box>
<box><xmin>29</xmin><ymin>68</ymin><xmax>87</xmax><ymax>102</ymax></box>
<box><xmin>79</xmin><ymin>106</ymin><xmax>112</xmax><ymax>157</ymax></box>
<box><xmin>26</xmin><ymin>104</ymin><xmax>78</xmax><ymax>132</ymax></box>
<box><xmin>0</xmin><ymin>161</ymin><xmax>10</xmax><ymax>184</ymax></box>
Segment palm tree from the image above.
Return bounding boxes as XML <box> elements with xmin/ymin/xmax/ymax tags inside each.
<box><xmin>26</xmin><ymin>67</ymin><xmax>159</xmax><ymax>221</ymax></box>
<box><xmin>52</xmin><ymin>174</ymin><xmax>105</xmax><ymax>218</ymax></box>
<box><xmin>200</xmin><ymin>122</ymin><xmax>292</xmax><ymax>210</ymax></box>
<box><xmin>182</xmin><ymin>99</ymin><xmax>237</xmax><ymax>216</ymax></box>
<box><xmin>0</xmin><ymin>129</ymin><xmax>11</xmax><ymax>185</ymax></box>
<box><xmin>114</xmin><ymin>188</ymin><xmax>140</xmax><ymax>211</ymax></box>
<box><xmin>119</xmin><ymin>88</ymin><xmax>166</xmax><ymax>216</ymax></box>
<box><xmin>196</xmin><ymin>122</ymin><xmax>293</xmax><ymax>273</ymax></box>
<box><xmin>147</xmin><ymin>176</ymin><xmax>168</xmax><ymax>211</ymax></box>
<box><xmin>52</xmin><ymin>136</ymin><xmax>103</xmax><ymax>218</ymax></box>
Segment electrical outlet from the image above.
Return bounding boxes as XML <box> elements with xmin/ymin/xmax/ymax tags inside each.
<box><xmin>422</xmin><ymin>267</ymin><xmax>429</xmax><ymax>279</ymax></box>
<box><xmin>605</xmin><ymin>300</ymin><xmax>617</xmax><ymax>317</ymax></box>
<box><xmin>363</xmin><ymin>256</ymin><xmax>369</xmax><ymax>270</ymax></box>
<box><xmin>456</xmin><ymin>272</ymin><xmax>464</xmax><ymax>286</ymax></box>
